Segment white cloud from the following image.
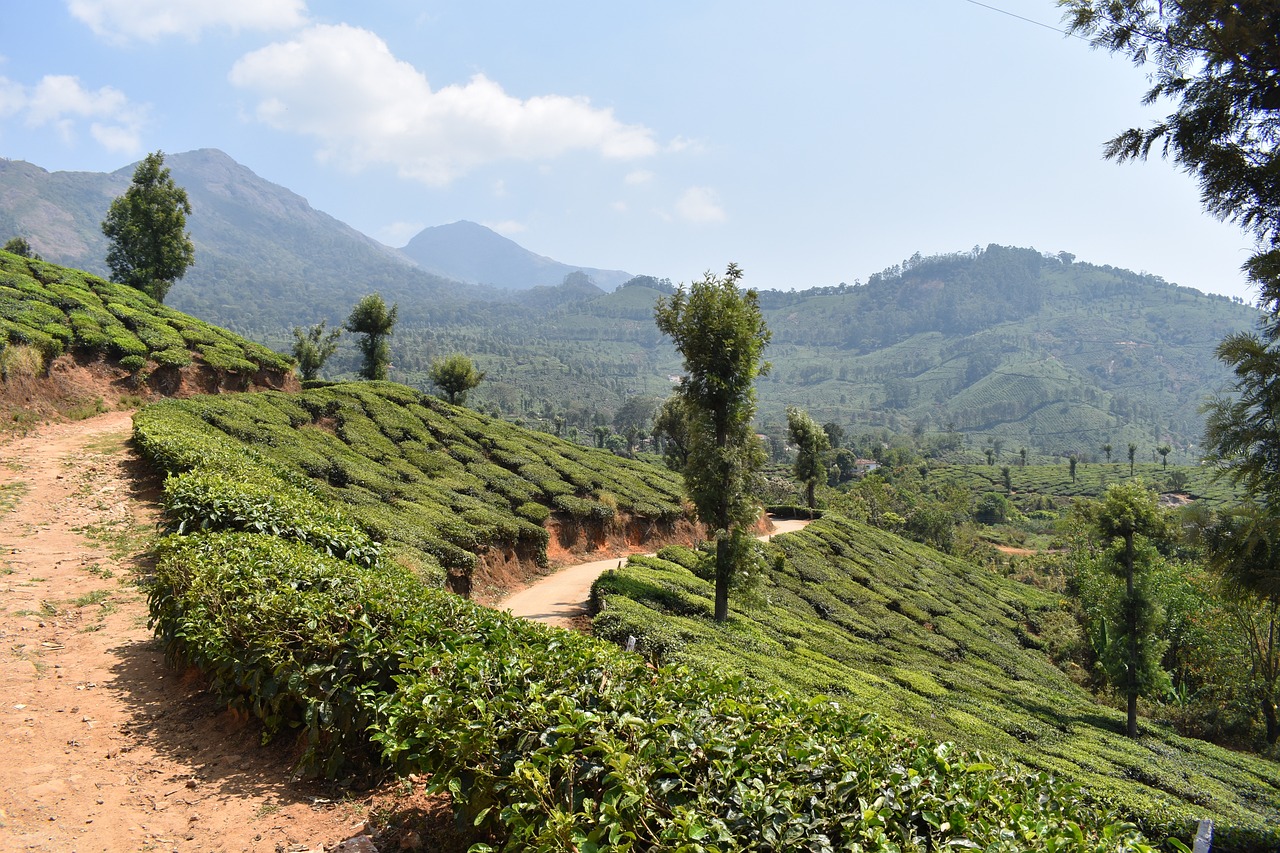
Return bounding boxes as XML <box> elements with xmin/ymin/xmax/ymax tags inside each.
<box><xmin>0</xmin><ymin>77</ymin><xmax>24</xmax><ymax>118</ymax></box>
<box><xmin>229</xmin><ymin>24</ymin><xmax>658</xmax><ymax>185</ymax></box>
<box><xmin>675</xmin><ymin>186</ymin><xmax>726</xmax><ymax>224</ymax></box>
<box><xmin>624</xmin><ymin>169</ymin><xmax>653</xmax><ymax>186</ymax></box>
<box><xmin>611</xmin><ymin>201</ymin><xmax>628</xmax><ymax>213</ymax></box>
<box><xmin>68</xmin><ymin>0</ymin><xmax>307</xmax><ymax>42</ymax></box>
<box><xmin>1</xmin><ymin>74</ymin><xmax>146</xmax><ymax>153</ymax></box>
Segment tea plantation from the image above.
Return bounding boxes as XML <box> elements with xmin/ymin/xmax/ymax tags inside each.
<box><xmin>133</xmin><ymin>382</ymin><xmax>686</xmax><ymax>591</ymax></box>
<box><xmin>0</xmin><ymin>251</ymin><xmax>291</xmax><ymax>375</ymax></box>
<box><xmin>134</xmin><ymin>384</ymin><xmax>1166</xmax><ymax>850</ymax></box>
<box><xmin>932</xmin><ymin>463</ymin><xmax>1238</xmax><ymax>508</ymax></box>
<box><xmin>591</xmin><ymin>516</ymin><xmax>1280</xmax><ymax>849</ymax></box>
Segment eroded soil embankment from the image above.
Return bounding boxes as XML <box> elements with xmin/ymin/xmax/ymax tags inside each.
<box><xmin>470</xmin><ymin>513</ymin><xmax>702</xmax><ymax>603</ymax></box>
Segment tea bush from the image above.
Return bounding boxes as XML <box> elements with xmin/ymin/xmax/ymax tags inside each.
<box><xmin>592</xmin><ymin>515</ymin><xmax>1280</xmax><ymax>849</ymax></box>
<box><xmin>134</xmin><ymin>383</ymin><xmax>684</xmax><ymax>584</ymax></box>
<box><xmin>0</xmin><ymin>252</ymin><xmax>291</xmax><ymax>375</ymax></box>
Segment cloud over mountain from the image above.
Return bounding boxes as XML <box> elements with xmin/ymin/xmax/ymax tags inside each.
<box><xmin>229</xmin><ymin>24</ymin><xmax>657</xmax><ymax>185</ymax></box>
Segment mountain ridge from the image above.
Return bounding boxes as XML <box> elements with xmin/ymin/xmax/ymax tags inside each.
<box><xmin>399</xmin><ymin>219</ymin><xmax>633</xmax><ymax>291</ymax></box>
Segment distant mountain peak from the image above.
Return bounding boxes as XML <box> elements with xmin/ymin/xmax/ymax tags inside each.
<box><xmin>399</xmin><ymin>220</ymin><xmax>633</xmax><ymax>291</ymax></box>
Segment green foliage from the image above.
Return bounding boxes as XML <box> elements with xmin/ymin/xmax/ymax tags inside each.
<box><xmin>428</xmin><ymin>352</ymin><xmax>485</xmax><ymax>404</ymax></box>
<box><xmin>0</xmin><ymin>253</ymin><xmax>290</xmax><ymax>376</ymax></box>
<box><xmin>150</xmin><ymin>532</ymin><xmax>415</xmax><ymax>776</ymax></box>
<box><xmin>592</xmin><ymin>514</ymin><xmax>1280</xmax><ymax>845</ymax></box>
<box><xmin>101</xmin><ymin>151</ymin><xmax>194</xmax><ymax>303</ymax></box>
<box><xmin>133</xmin><ymin>383</ymin><xmax>684</xmax><ymax>588</ymax></box>
<box><xmin>144</xmin><ymin>522</ymin><xmax>1155</xmax><ymax>851</ymax></box>
<box><xmin>976</xmin><ymin>491</ymin><xmax>1012</xmax><ymax>524</ymax></box>
<box><xmin>786</xmin><ymin>405</ymin><xmax>829</xmax><ymax>510</ymax></box>
<box><xmin>3</xmin><ymin>236</ymin><xmax>39</xmax><ymax>259</ymax></box>
<box><xmin>345</xmin><ymin>293</ymin><xmax>397</xmax><ymax>380</ymax></box>
<box><xmin>1073</xmin><ymin>482</ymin><xmax>1172</xmax><ymax>737</ymax></box>
<box><xmin>656</xmin><ymin>263</ymin><xmax>770</xmax><ymax>622</ymax></box>
<box><xmin>291</xmin><ymin>320</ymin><xmax>340</xmax><ymax>381</ymax></box>
<box><xmin>1197</xmin><ymin>502</ymin><xmax>1280</xmax><ymax>744</ymax></box>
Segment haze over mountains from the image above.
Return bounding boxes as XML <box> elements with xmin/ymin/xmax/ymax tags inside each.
<box><xmin>0</xmin><ymin>148</ymin><xmax>1262</xmax><ymax>456</ymax></box>
<box><xmin>0</xmin><ymin>149</ymin><xmax>631</xmax><ymax>314</ymax></box>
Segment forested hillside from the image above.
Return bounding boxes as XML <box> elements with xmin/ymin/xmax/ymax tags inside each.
<box><xmin>359</xmin><ymin>247</ymin><xmax>1257</xmax><ymax>459</ymax></box>
<box><xmin>2</xmin><ymin>150</ymin><xmax>1260</xmax><ymax>455</ymax></box>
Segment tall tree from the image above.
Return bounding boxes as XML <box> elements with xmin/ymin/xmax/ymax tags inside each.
<box><xmin>1199</xmin><ymin>502</ymin><xmax>1280</xmax><ymax>743</ymax></box>
<box><xmin>290</xmin><ymin>321</ymin><xmax>340</xmax><ymax>381</ymax></box>
<box><xmin>786</xmin><ymin>406</ymin><xmax>830</xmax><ymax>512</ymax></box>
<box><xmin>344</xmin><ymin>293</ymin><xmax>398</xmax><ymax>380</ymax></box>
<box><xmin>1157</xmin><ymin>444</ymin><xmax>1172</xmax><ymax>467</ymax></box>
<box><xmin>1078</xmin><ymin>480</ymin><xmax>1172</xmax><ymax>737</ymax></box>
<box><xmin>655</xmin><ymin>263</ymin><xmax>771</xmax><ymax>623</ymax></box>
<box><xmin>613</xmin><ymin>394</ymin><xmax>661</xmax><ymax>435</ymax></box>
<box><xmin>429</xmin><ymin>353</ymin><xmax>485</xmax><ymax>404</ymax></box>
<box><xmin>1103</xmin><ymin>442</ymin><xmax>1113</xmax><ymax>464</ymax></box>
<box><xmin>1128</xmin><ymin>442</ymin><xmax>1138</xmax><ymax>476</ymax></box>
<box><xmin>821</xmin><ymin>421</ymin><xmax>844</xmax><ymax>450</ymax></box>
<box><xmin>101</xmin><ymin>151</ymin><xmax>194</xmax><ymax>303</ymax></box>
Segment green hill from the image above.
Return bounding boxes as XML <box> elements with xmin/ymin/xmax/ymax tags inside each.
<box><xmin>363</xmin><ymin>247</ymin><xmax>1260</xmax><ymax>459</ymax></box>
<box><xmin>4</xmin><ymin>148</ymin><xmax>1260</xmax><ymax>453</ymax></box>
<box><xmin>133</xmin><ymin>382</ymin><xmax>1160</xmax><ymax>850</ymax></box>
<box><xmin>133</xmin><ymin>382</ymin><xmax>687</xmax><ymax>595</ymax></box>
<box><xmin>591</xmin><ymin>515</ymin><xmax>1280</xmax><ymax>847</ymax></box>
<box><xmin>0</xmin><ymin>250</ymin><xmax>294</xmax><ymax>423</ymax></box>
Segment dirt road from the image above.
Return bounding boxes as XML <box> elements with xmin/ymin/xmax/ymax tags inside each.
<box><xmin>0</xmin><ymin>412</ymin><xmax>378</xmax><ymax>853</ymax></box>
<box><xmin>501</xmin><ymin>517</ymin><xmax>812</xmax><ymax>628</ymax></box>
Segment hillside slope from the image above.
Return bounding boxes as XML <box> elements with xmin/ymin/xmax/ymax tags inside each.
<box><xmin>592</xmin><ymin>515</ymin><xmax>1280</xmax><ymax>845</ymax></box>
<box><xmin>0</xmin><ymin>251</ymin><xmax>296</xmax><ymax>422</ymax></box>
<box><xmin>132</xmin><ymin>381</ymin><xmax>689</xmax><ymax>595</ymax></box>
<box><xmin>373</xmin><ymin>248</ymin><xmax>1260</xmax><ymax>456</ymax></box>
<box><xmin>0</xmin><ymin>150</ymin><xmax>483</xmax><ymax>329</ymax></box>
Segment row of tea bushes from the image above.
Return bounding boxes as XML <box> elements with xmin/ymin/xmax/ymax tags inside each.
<box><xmin>0</xmin><ymin>252</ymin><xmax>291</xmax><ymax>374</ymax></box>
<box><xmin>591</xmin><ymin>516</ymin><xmax>1280</xmax><ymax>850</ymax></box>
<box><xmin>149</xmin><ymin>528</ymin><xmax>1156</xmax><ymax>851</ymax></box>
<box><xmin>133</xmin><ymin>382</ymin><xmax>686</xmax><ymax>586</ymax></box>
<box><xmin>135</xmin><ymin>384</ymin><xmax>1159</xmax><ymax>850</ymax></box>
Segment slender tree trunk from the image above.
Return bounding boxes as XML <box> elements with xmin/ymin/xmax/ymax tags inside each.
<box><xmin>1125</xmin><ymin>532</ymin><xmax>1139</xmax><ymax>738</ymax></box>
<box><xmin>806</xmin><ymin>480</ymin><xmax>815</xmax><ymax>512</ymax></box>
<box><xmin>714</xmin><ymin>536</ymin><xmax>730</xmax><ymax>622</ymax></box>
<box><xmin>1263</xmin><ymin>697</ymin><xmax>1279</xmax><ymax>745</ymax></box>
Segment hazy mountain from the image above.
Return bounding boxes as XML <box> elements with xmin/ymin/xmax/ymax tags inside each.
<box><xmin>399</xmin><ymin>220</ymin><xmax>633</xmax><ymax>291</ymax></box>
<box><xmin>0</xmin><ymin>149</ymin><xmax>490</xmax><ymax>329</ymax></box>
<box><xmin>1</xmin><ymin>150</ymin><xmax>1261</xmax><ymax>453</ymax></box>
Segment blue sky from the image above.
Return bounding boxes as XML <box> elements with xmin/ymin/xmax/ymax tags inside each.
<box><xmin>0</xmin><ymin>1</ymin><xmax>1259</xmax><ymax>299</ymax></box>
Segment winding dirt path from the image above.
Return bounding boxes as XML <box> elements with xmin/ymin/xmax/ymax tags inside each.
<box><xmin>501</xmin><ymin>517</ymin><xmax>813</xmax><ymax>628</ymax></box>
<box><xmin>0</xmin><ymin>412</ymin><xmax>377</xmax><ymax>853</ymax></box>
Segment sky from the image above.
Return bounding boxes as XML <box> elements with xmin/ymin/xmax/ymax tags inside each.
<box><xmin>0</xmin><ymin>1</ymin><xmax>1262</xmax><ymax>300</ymax></box>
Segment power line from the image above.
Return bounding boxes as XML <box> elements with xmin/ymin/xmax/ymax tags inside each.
<box><xmin>957</xmin><ymin>0</ymin><xmax>1093</xmax><ymax>42</ymax></box>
